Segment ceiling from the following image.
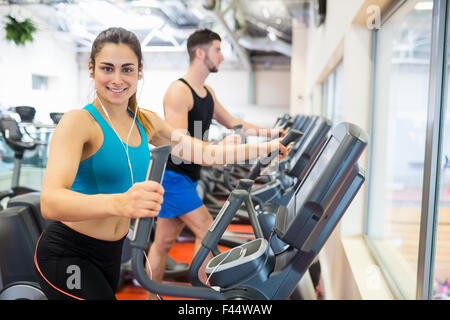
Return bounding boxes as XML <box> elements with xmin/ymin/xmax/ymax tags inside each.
<box><xmin>0</xmin><ymin>0</ymin><xmax>313</xmax><ymax>68</ymax></box>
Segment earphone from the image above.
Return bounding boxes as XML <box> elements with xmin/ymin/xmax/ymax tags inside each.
<box><xmin>97</xmin><ymin>96</ymin><xmax>138</xmax><ymax>186</ymax></box>
<box><xmin>91</xmin><ymin>66</ymin><xmax>144</xmax><ymax>186</ymax></box>
<box><xmin>97</xmin><ymin>80</ymin><xmax>161</xmax><ymax>298</ymax></box>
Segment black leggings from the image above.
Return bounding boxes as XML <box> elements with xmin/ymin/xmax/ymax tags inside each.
<box><xmin>34</xmin><ymin>221</ymin><xmax>125</xmax><ymax>300</ymax></box>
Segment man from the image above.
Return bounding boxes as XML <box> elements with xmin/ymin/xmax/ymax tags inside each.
<box><xmin>146</xmin><ymin>29</ymin><xmax>285</xmax><ymax>298</ymax></box>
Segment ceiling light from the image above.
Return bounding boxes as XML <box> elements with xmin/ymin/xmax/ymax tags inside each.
<box><xmin>414</xmin><ymin>1</ymin><xmax>433</xmax><ymax>10</ymax></box>
<box><xmin>268</xmin><ymin>31</ymin><xmax>276</xmax><ymax>41</ymax></box>
<box><xmin>262</xmin><ymin>7</ymin><xmax>270</xmax><ymax>19</ymax></box>
<box><xmin>131</xmin><ymin>0</ymin><xmax>157</xmax><ymax>8</ymax></box>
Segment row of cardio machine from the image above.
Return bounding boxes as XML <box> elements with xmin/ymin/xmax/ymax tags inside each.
<box><xmin>0</xmin><ymin>106</ymin><xmax>63</xmax><ymax>209</ymax></box>
<box><xmin>0</xmin><ymin>106</ymin><xmax>63</xmax><ymax>299</ymax></box>
<box><xmin>0</xmin><ymin>112</ymin><xmax>368</xmax><ymax>300</ymax></box>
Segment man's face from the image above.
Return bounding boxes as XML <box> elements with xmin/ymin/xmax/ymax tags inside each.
<box><xmin>203</xmin><ymin>40</ymin><xmax>224</xmax><ymax>73</ymax></box>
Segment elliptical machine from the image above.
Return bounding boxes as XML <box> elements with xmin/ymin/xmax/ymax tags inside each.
<box><xmin>0</xmin><ymin>116</ymin><xmax>40</xmax><ymax>209</ymax></box>
<box><xmin>49</xmin><ymin>112</ymin><xmax>64</xmax><ymax>125</ymax></box>
<box><xmin>0</xmin><ymin>192</ymin><xmax>47</xmax><ymax>299</ymax></box>
<box><xmin>130</xmin><ymin>122</ymin><xmax>368</xmax><ymax>300</ymax></box>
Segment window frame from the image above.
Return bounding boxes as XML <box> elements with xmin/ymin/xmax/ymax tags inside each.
<box><xmin>364</xmin><ymin>0</ymin><xmax>448</xmax><ymax>300</ymax></box>
<box><xmin>321</xmin><ymin>60</ymin><xmax>343</xmax><ymax>123</ymax></box>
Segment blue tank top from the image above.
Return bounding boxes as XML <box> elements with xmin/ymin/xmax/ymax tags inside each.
<box><xmin>70</xmin><ymin>104</ymin><xmax>150</xmax><ymax>195</ymax></box>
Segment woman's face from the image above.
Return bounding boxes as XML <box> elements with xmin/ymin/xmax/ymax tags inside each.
<box><xmin>90</xmin><ymin>43</ymin><xmax>141</xmax><ymax>108</ymax></box>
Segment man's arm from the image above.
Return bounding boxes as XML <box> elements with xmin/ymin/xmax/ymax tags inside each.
<box><xmin>207</xmin><ymin>85</ymin><xmax>284</xmax><ymax>138</ymax></box>
<box><xmin>144</xmin><ymin>106</ymin><xmax>287</xmax><ymax>167</ymax></box>
<box><xmin>163</xmin><ymin>81</ymin><xmax>192</xmax><ymax>133</ymax></box>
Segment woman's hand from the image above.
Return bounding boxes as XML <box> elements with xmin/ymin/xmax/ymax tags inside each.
<box><xmin>218</xmin><ymin>134</ymin><xmax>242</xmax><ymax>145</ymax></box>
<box><xmin>274</xmin><ymin>138</ymin><xmax>291</xmax><ymax>160</ymax></box>
<box><xmin>270</xmin><ymin>127</ymin><xmax>288</xmax><ymax>139</ymax></box>
<box><xmin>115</xmin><ymin>181</ymin><xmax>165</xmax><ymax>218</ymax></box>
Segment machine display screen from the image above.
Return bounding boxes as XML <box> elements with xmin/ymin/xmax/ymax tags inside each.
<box><xmin>293</xmin><ymin>136</ymin><xmax>340</xmax><ymax>218</ymax></box>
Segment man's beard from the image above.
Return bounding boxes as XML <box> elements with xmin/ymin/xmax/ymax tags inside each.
<box><xmin>204</xmin><ymin>55</ymin><xmax>218</xmax><ymax>73</ymax></box>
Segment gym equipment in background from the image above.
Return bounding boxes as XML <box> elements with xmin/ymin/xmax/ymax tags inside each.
<box><xmin>132</xmin><ymin>122</ymin><xmax>368</xmax><ymax>300</ymax></box>
<box><xmin>0</xmin><ymin>117</ymin><xmax>40</xmax><ymax>208</ymax></box>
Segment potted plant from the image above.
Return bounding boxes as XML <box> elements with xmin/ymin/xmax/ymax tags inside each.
<box><xmin>4</xmin><ymin>14</ymin><xmax>37</xmax><ymax>46</ymax></box>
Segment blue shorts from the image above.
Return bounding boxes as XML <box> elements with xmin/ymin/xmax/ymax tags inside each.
<box><xmin>158</xmin><ymin>169</ymin><xmax>204</xmax><ymax>218</ymax></box>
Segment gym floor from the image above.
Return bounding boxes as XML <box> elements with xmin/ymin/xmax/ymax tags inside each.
<box><xmin>0</xmin><ymin>160</ymin><xmax>260</xmax><ymax>300</ymax></box>
<box><xmin>116</xmin><ymin>224</ymin><xmax>254</xmax><ymax>300</ymax></box>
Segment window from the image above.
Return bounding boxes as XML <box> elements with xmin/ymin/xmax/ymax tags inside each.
<box><xmin>366</xmin><ymin>0</ymin><xmax>433</xmax><ymax>299</ymax></box>
<box><xmin>31</xmin><ymin>74</ymin><xmax>48</xmax><ymax>91</ymax></box>
<box><xmin>433</xmin><ymin>4</ymin><xmax>450</xmax><ymax>300</ymax></box>
<box><xmin>321</xmin><ymin>62</ymin><xmax>343</xmax><ymax>124</ymax></box>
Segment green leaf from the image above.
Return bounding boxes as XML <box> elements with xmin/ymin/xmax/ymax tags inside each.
<box><xmin>3</xmin><ymin>14</ymin><xmax>37</xmax><ymax>46</ymax></box>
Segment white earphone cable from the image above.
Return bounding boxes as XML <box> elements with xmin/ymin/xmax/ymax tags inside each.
<box><xmin>95</xmin><ymin>71</ymin><xmax>161</xmax><ymax>300</ymax></box>
<box><xmin>97</xmin><ymin>96</ymin><xmax>135</xmax><ymax>185</ymax></box>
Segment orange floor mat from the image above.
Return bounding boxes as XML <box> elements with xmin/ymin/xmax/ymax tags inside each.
<box><xmin>116</xmin><ymin>241</ymin><xmax>230</xmax><ymax>300</ymax></box>
<box><xmin>225</xmin><ymin>224</ymin><xmax>253</xmax><ymax>234</ymax></box>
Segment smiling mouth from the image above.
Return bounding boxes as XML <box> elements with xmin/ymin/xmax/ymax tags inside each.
<box><xmin>107</xmin><ymin>86</ymin><xmax>127</xmax><ymax>93</ymax></box>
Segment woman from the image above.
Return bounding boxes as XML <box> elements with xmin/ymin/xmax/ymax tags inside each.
<box><xmin>34</xmin><ymin>27</ymin><xmax>288</xmax><ymax>300</ymax></box>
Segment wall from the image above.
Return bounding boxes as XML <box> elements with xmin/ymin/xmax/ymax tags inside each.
<box><xmin>77</xmin><ymin>52</ymin><xmax>290</xmax><ymax>128</ymax></box>
<box><xmin>1</xmin><ymin>5</ymin><xmax>290</xmax><ymax>128</ymax></box>
<box><xmin>290</xmin><ymin>0</ymin><xmax>395</xmax><ymax>299</ymax></box>
<box><xmin>0</xmin><ymin>7</ymin><xmax>79</xmax><ymax>123</ymax></box>
<box><xmin>290</xmin><ymin>19</ymin><xmax>308</xmax><ymax>115</ymax></box>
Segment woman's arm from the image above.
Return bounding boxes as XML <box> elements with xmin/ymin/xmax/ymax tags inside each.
<box><xmin>208</xmin><ymin>85</ymin><xmax>286</xmax><ymax>138</ymax></box>
<box><xmin>41</xmin><ymin>110</ymin><xmax>163</xmax><ymax>221</ymax></box>
<box><xmin>144</xmin><ymin>109</ymin><xmax>287</xmax><ymax>167</ymax></box>
<box><xmin>169</xmin><ymin>128</ymin><xmax>284</xmax><ymax>166</ymax></box>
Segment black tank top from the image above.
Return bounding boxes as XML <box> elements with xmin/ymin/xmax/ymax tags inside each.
<box><xmin>166</xmin><ymin>78</ymin><xmax>215</xmax><ymax>181</ymax></box>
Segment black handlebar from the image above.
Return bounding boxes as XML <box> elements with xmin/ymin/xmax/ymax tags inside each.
<box><xmin>131</xmin><ymin>145</ymin><xmax>171</xmax><ymax>249</ymax></box>
<box><xmin>280</xmin><ymin>129</ymin><xmax>304</xmax><ymax>147</ymax></box>
<box><xmin>232</xmin><ymin>124</ymin><xmax>243</xmax><ymax>134</ymax></box>
<box><xmin>130</xmin><ymin>145</ymin><xmax>224</xmax><ymax>300</ymax></box>
<box><xmin>189</xmin><ymin>189</ymin><xmax>249</xmax><ymax>287</ymax></box>
<box><xmin>223</xmin><ymin>124</ymin><xmax>245</xmax><ymax>190</ymax></box>
<box><xmin>247</xmin><ymin>129</ymin><xmax>304</xmax><ymax>180</ymax></box>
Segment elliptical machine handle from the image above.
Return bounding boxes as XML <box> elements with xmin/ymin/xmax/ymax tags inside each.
<box><xmin>232</xmin><ymin>124</ymin><xmax>243</xmax><ymax>135</ymax></box>
<box><xmin>247</xmin><ymin>129</ymin><xmax>304</xmax><ymax>180</ymax></box>
<box><xmin>223</xmin><ymin>124</ymin><xmax>245</xmax><ymax>191</ymax></box>
<box><xmin>131</xmin><ymin>145</ymin><xmax>171</xmax><ymax>250</ymax></box>
<box><xmin>189</xmin><ymin>189</ymin><xmax>249</xmax><ymax>287</ymax></box>
<box><xmin>235</xmin><ymin>178</ymin><xmax>254</xmax><ymax>191</ymax></box>
<box><xmin>232</xmin><ymin>179</ymin><xmax>264</xmax><ymax>238</ymax></box>
<box><xmin>131</xmin><ymin>145</ymin><xmax>225</xmax><ymax>300</ymax></box>
<box><xmin>280</xmin><ymin>129</ymin><xmax>304</xmax><ymax>146</ymax></box>
<box><xmin>281</xmin><ymin>119</ymin><xmax>294</xmax><ymax>131</ymax></box>
<box><xmin>146</xmin><ymin>145</ymin><xmax>171</xmax><ymax>182</ymax></box>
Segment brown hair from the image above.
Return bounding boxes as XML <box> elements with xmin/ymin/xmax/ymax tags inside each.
<box><xmin>90</xmin><ymin>27</ymin><xmax>155</xmax><ymax>138</ymax></box>
<box><xmin>187</xmin><ymin>29</ymin><xmax>221</xmax><ymax>63</ymax></box>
